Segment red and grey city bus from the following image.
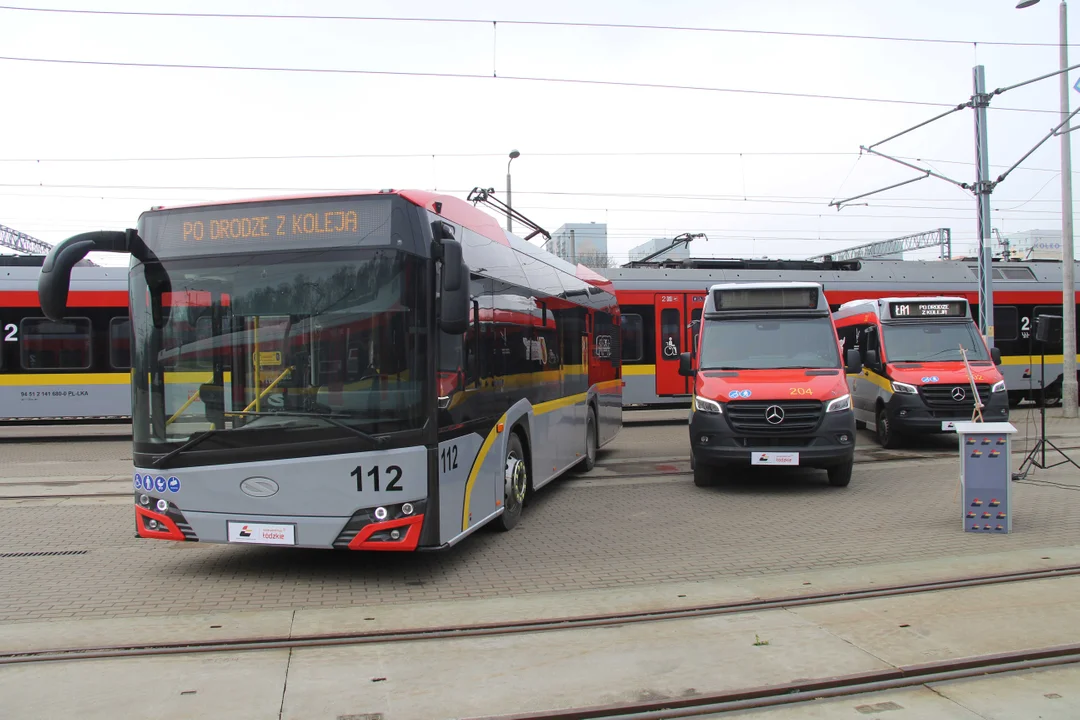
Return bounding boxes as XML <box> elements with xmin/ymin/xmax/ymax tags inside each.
<box><xmin>37</xmin><ymin>190</ymin><xmax>622</xmax><ymax>550</ymax></box>
<box><xmin>679</xmin><ymin>282</ymin><xmax>862</xmax><ymax>488</ymax></box>
<box><xmin>833</xmin><ymin>296</ymin><xmax>1008</xmax><ymax>448</ymax></box>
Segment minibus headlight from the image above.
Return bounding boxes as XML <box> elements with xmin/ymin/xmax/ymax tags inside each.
<box><xmin>992</xmin><ymin>380</ymin><xmax>1006</xmax><ymax>393</ymax></box>
<box><xmin>891</xmin><ymin>381</ymin><xmax>918</xmax><ymax>395</ymax></box>
<box><xmin>825</xmin><ymin>394</ymin><xmax>851</xmax><ymax>413</ymax></box>
<box><xmin>694</xmin><ymin>396</ymin><xmax>722</xmax><ymax>414</ymax></box>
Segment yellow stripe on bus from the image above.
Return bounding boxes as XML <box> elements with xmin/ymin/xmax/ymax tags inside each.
<box><xmin>462</xmin><ymin>413</ymin><xmax>507</xmax><ymax>532</ymax></box>
<box><xmin>535</xmin><ymin>392</ymin><xmax>588</xmax><ymax>416</ymax></box>
<box><xmin>623</xmin><ymin>365</ymin><xmax>656</xmax><ymax>376</ymax></box>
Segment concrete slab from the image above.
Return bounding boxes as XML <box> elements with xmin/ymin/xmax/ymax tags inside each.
<box><xmin>280</xmin><ymin>608</ymin><xmax>889</xmax><ymax>720</ymax></box>
<box><xmin>789</xmin><ymin>576</ymin><xmax>1080</xmax><ymax>667</ymax></box>
<box><xmin>710</xmin><ymin>664</ymin><xmax>1080</xmax><ymax>719</ymax></box>
<box><xmin>930</xmin><ymin>664</ymin><xmax>1080</xmax><ymax>719</ymax></box>
<box><xmin>0</xmin><ymin>650</ymin><xmax>289</xmax><ymax>720</ymax></box>
<box><xmin>705</xmin><ymin>686</ymin><xmax>984</xmax><ymax>719</ymax></box>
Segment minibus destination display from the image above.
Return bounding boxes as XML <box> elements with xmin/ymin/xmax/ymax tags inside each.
<box><xmin>889</xmin><ymin>301</ymin><xmax>966</xmax><ymax>319</ymax></box>
<box><xmin>714</xmin><ymin>287</ymin><xmax>818</xmax><ymax>311</ymax></box>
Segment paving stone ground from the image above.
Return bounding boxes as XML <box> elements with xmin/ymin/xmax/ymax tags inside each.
<box><xmin>1</xmin><ymin>445</ymin><xmax>1078</xmax><ymax>623</ymax></box>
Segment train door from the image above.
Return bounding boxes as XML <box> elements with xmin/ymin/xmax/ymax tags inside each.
<box><xmin>654</xmin><ymin>293</ymin><xmax>699</xmax><ymax>396</ymax></box>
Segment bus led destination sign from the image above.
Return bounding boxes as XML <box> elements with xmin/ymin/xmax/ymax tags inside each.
<box><xmin>889</xmin><ymin>301</ymin><xmax>966</xmax><ymax>318</ymax></box>
<box><xmin>182</xmin><ymin>209</ymin><xmax>360</xmax><ymax>243</ymax></box>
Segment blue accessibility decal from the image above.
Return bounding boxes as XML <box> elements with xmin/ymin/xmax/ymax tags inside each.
<box><xmin>739</xmin><ymin>389</ymin><xmax>752</xmax><ymax>398</ymax></box>
<box><xmin>922</xmin><ymin>376</ymin><xmax>939</xmax><ymax>383</ymax></box>
<box><xmin>133</xmin><ymin>473</ymin><xmax>142</xmax><ymax>490</ymax></box>
<box><xmin>154</xmin><ymin>476</ymin><xmax>167</xmax><ymax>493</ymax></box>
<box><xmin>728</xmin><ymin>390</ymin><xmax>741</xmax><ymax>399</ymax></box>
<box><xmin>167</xmin><ymin>477</ymin><xmax>181</xmax><ymax>493</ymax></box>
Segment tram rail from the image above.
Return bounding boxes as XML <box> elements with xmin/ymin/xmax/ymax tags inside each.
<box><xmin>3</xmin><ymin>563</ymin><xmax>1079</xmax><ymax>667</ymax></box>
<box><xmin>466</xmin><ymin>644</ymin><xmax>1080</xmax><ymax>719</ymax></box>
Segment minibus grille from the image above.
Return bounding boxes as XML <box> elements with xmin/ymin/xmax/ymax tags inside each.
<box><xmin>725</xmin><ymin>400</ymin><xmax>823</xmax><ymax>433</ymax></box>
<box><xmin>919</xmin><ymin>384</ymin><xmax>992</xmax><ymax>413</ymax></box>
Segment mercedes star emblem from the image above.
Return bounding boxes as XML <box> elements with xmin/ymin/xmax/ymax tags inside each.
<box><xmin>765</xmin><ymin>405</ymin><xmax>785</xmax><ymax>424</ymax></box>
<box><xmin>951</xmin><ymin>387</ymin><xmax>967</xmax><ymax>402</ymax></box>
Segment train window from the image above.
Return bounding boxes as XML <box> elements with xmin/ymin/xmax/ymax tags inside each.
<box><xmin>660</xmin><ymin>309</ymin><xmax>680</xmax><ymax>359</ymax></box>
<box><xmin>621</xmin><ymin>313</ymin><xmax>644</xmax><ymax>362</ymax></box>
<box><xmin>20</xmin><ymin>317</ymin><xmax>92</xmax><ymax>370</ymax></box>
<box><xmin>109</xmin><ymin>317</ymin><xmax>132</xmax><ymax>370</ymax></box>
<box><xmin>993</xmin><ymin>306</ymin><xmax>1018</xmax><ymax>342</ymax></box>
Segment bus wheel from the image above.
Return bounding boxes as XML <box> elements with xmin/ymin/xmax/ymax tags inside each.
<box><xmin>495</xmin><ymin>434</ymin><xmax>528</xmax><ymax>532</ymax></box>
<box><xmin>876</xmin><ymin>407</ymin><xmax>903</xmax><ymax>449</ymax></box>
<box><xmin>827</xmin><ymin>461</ymin><xmax>853</xmax><ymax>487</ymax></box>
<box><xmin>582</xmin><ymin>406</ymin><xmax>598</xmax><ymax>472</ymax></box>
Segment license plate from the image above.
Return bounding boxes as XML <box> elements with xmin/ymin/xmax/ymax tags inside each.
<box><xmin>751</xmin><ymin>452</ymin><xmax>800</xmax><ymax>466</ymax></box>
<box><xmin>227</xmin><ymin>521</ymin><xmax>296</xmax><ymax>546</ymax></box>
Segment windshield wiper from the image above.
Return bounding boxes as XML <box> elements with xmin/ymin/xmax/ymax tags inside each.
<box><xmin>701</xmin><ymin>365</ymin><xmax>754</xmax><ymax>370</ymax></box>
<box><xmin>230</xmin><ymin>411</ymin><xmax>386</xmax><ymax>449</ymax></box>
<box><xmin>151</xmin><ymin>429</ymin><xmax>221</xmax><ymax>469</ymax></box>
<box><xmin>892</xmin><ymin>348</ymin><xmax>970</xmax><ymax>363</ymax></box>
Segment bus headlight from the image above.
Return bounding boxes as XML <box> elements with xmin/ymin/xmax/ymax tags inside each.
<box><xmin>892</xmin><ymin>381</ymin><xmax>918</xmax><ymax>395</ymax></box>
<box><xmin>155</xmin><ymin>499</ymin><xmax>169</xmax><ymax>513</ymax></box>
<box><xmin>825</xmin><ymin>394</ymin><xmax>851</xmax><ymax>413</ymax></box>
<box><xmin>992</xmin><ymin>380</ymin><xmax>1006</xmax><ymax>393</ymax></box>
<box><xmin>694</xmin><ymin>396</ymin><xmax>722</xmax><ymax>414</ymax></box>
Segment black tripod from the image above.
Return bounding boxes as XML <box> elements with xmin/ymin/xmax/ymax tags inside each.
<box><xmin>1015</xmin><ymin>344</ymin><xmax>1080</xmax><ymax>478</ymax></box>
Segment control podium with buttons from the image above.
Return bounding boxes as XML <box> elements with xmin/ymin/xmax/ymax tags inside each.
<box><xmin>952</xmin><ymin>422</ymin><xmax>1017</xmax><ymax>534</ymax></box>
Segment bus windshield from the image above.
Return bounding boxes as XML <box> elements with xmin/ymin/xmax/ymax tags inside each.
<box><xmin>129</xmin><ymin>248</ymin><xmax>429</xmax><ymax>451</ymax></box>
<box><xmin>882</xmin><ymin>321</ymin><xmax>990</xmax><ymax>363</ymax></box>
<box><xmin>698</xmin><ymin>317</ymin><xmax>841</xmax><ymax>370</ymax></box>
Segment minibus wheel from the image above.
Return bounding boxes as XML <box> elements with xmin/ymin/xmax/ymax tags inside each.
<box><xmin>827</xmin><ymin>461</ymin><xmax>853</xmax><ymax>487</ymax></box>
<box><xmin>876</xmin><ymin>407</ymin><xmax>903</xmax><ymax>449</ymax></box>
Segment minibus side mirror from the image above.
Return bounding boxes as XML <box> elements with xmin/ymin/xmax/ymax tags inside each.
<box><xmin>845</xmin><ymin>349</ymin><xmax>863</xmax><ymax>375</ymax></box>
<box><xmin>991</xmin><ymin>347</ymin><xmax>1001</xmax><ymax>366</ymax></box>
<box><xmin>439</xmin><ymin>239</ymin><xmax>470</xmax><ymax>335</ymax></box>
<box><xmin>864</xmin><ymin>350</ymin><xmax>879</xmax><ymax>369</ymax></box>
<box><xmin>678</xmin><ymin>351</ymin><xmax>695</xmax><ymax>377</ymax></box>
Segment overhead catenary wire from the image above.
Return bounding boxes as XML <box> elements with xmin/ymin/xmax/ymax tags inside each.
<box><xmin>0</xmin><ymin>55</ymin><xmax>1063</xmax><ymax>115</ymax></box>
<box><xmin>2</xmin><ymin>4</ymin><xmax>1079</xmax><ymax>49</ymax></box>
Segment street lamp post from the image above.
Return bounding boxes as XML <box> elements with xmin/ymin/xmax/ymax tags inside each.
<box><xmin>1018</xmin><ymin>0</ymin><xmax>1078</xmax><ymax>416</ymax></box>
<box><xmin>506</xmin><ymin>149</ymin><xmax>520</xmax><ymax>233</ymax></box>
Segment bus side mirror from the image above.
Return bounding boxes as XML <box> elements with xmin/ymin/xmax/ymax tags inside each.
<box><xmin>439</xmin><ymin>239</ymin><xmax>470</xmax><ymax>335</ymax></box>
<box><xmin>846</xmin><ymin>349</ymin><xmax>863</xmax><ymax>375</ymax></box>
<box><xmin>991</xmin><ymin>346</ymin><xmax>1001</xmax><ymax>365</ymax></box>
<box><xmin>678</xmin><ymin>351</ymin><xmax>695</xmax><ymax>377</ymax></box>
<box><xmin>864</xmin><ymin>350</ymin><xmax>879</xmax><ymax>369</ymax></box>
<box><xmin>39</xmin><ymin>228</ymin><xmax>157</xmax><ymax>320</ymax></box>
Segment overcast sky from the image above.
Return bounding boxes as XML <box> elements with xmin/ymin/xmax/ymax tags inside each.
<box><xmin>2</xmin><ymin>0</ymin><xmax>1079</xmax><ymax>266</ymax></box>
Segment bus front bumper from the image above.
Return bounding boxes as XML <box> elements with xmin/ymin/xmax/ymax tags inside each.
<box><xmin>886</xmin><ymin>391</ymin><xmax>1010</xmax><ymax>434</ymax></box>
<box><xmin>689</xmin><ymin>409</ymin><xmax>856</xmax><ymax>469</ymax></box>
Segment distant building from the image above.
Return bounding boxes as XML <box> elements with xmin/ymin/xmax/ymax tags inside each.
<box><xmin>544</xmin><ymin>223</ymin><xmax>609</xmax><ymax>267</ymax></box>
<box><xmin>628</xmin><ymin>237</ymin><xmax>692</xmax><ymax>264</ymax></box>
<box><xmin>1001</xmin><ymin>229</ymin><xmax>1066</xmax><ymax>260</ymax></box>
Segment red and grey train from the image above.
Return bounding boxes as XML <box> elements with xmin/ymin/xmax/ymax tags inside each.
<box><xmin>3</xmin><ymin>255</ymin><xmax>1078</xmax><ymax>420</ymax></box>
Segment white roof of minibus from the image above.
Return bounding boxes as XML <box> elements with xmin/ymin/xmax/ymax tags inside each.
<box><xmin>833</xmin><ymin>295</ymin><xmax>968</xmax><ymax>321</ymax></box>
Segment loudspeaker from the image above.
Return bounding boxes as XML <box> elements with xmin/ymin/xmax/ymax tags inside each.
<box><xmin>1035</xmin><ymin>314</ymin><xmax>1063</xmax><ymax>343</ymax></box>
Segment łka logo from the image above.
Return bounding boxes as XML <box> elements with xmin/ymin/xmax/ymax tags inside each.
<box><xmin>239</xmin><ymin>525</ymin><xmax>252</xmax><ymax>538</ymax></box>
